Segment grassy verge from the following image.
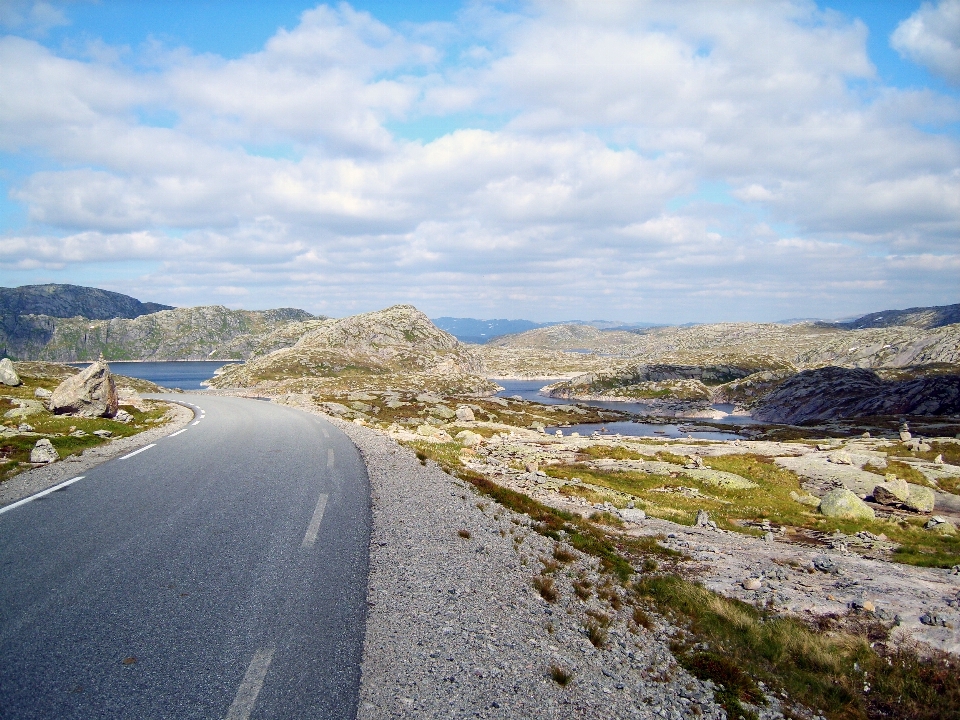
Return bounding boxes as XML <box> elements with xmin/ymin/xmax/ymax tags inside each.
<box><xmin>406</xmin><ymin>436</ymin><xmax>960</xmax><ymax>719</ymax></box>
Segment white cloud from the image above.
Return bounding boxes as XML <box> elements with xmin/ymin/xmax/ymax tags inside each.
<box><xmin>1</xmin><ymin>1</ymin><xmax>958</xmax><ymax>321</ymax></box>
<box><xmin>892</xmin><ymin>0</ymin><xmax>960</xmax><ymax>85</ymax></box>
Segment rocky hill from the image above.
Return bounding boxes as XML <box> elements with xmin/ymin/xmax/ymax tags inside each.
<box><xmin>0</xmin><ymin>284</ymin><xmax>172</xmax><ymax>321</ymax></box>
<box><xmin>210</xmin><ymin>304</ymin><xmax>494</xmax><ymax>395</ymax></box>
<box><xmin>5</xmin><ymin>305</ymin><xmax>316</xmax><ymax>361</ymax></box>
<box><xmin>831</xmin><ymin>302</ymin><xmax>960</xmax><ymax>330</ymax></box>
<box><xmin>752</xmin><ymin>367</ymin><xmax>960</xmax><ymax>423</ymax></box>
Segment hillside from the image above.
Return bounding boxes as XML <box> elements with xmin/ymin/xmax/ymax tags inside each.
<box><xmin>5</xmin><ymin>306</ymin><xmax>316</xmax><ymax>361</ymax></box>
<box><xmin>0</xmin><ymin>284</ymin><xmax>172</xmax><ymax>321</ymax></box>
<box><xmin>210</xmin><ymin>304</ymin><xmax>493</xmax><ymax>395</ymax></box>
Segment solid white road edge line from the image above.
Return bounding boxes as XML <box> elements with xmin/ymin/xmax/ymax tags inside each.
<box><xmin>327</xmin><ymin>448</ymin><xmax>335</xmax><ymax>468</ymax></box>
<box><xmin>119</xmin><ymin>444</ymin><xmax>156</xmax><ymax>460</ymax></box>
<box><xmin>224</xmin><ymin>646</ymin><xmax>275</xmax><ymax>720</ymax></box>
<box><xmin>168</xmin><ymin>429</ymin><xmax>187</xmax><ymax>438</ymax></box>
<box><xmin>0</xmin><ymin>476</ymin><xmax>85</xmax><ymax>516</ymax></box>
<box><xmin>301</xmin><ymin>493</ymin><xmax>329</xmax><ymax>549</ymax></box>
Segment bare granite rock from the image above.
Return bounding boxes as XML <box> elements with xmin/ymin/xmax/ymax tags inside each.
<box><xmin>29</xmin><ymin>438</ymin><xmax>59</xmax><ymax>464</ymax></box>
<box><xmin>0</xmin><ymin>357</ymin><xmax>21</xmax><ymax>386</ymax></box>
<box><xmin>48</xmin><ymin>359</ymin><xmax>118</xmax><ymax>418</ymax></box>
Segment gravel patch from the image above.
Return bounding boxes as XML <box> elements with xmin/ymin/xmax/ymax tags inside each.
<box><xmin>330</xmin><ymin>419</ymin><xmax>745</xmax><ymax>720</ymax></box>
<box><xmin>0</xmin><ymin>401</ymin><xmax>193</xmax><ymax>509</ymax></box>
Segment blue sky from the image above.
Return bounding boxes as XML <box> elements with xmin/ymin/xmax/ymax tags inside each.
<box><xmin>1</xmin><ymin>0</ymin><xmax>958</xmax><ymax>322</ymax></box>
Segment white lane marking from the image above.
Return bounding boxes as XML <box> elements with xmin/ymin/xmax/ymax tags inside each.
<box><xmin>119</xmin><ymin>444</ymin><xmax>156</xmax><ymax>460</ymax></box>
<box><xmin>326</xmin><ymin>448</ymin><xmax>334</xmax><ymax>468</ymax></box>
<box><xmin>0</xmin><ymin>476</ymin><xmax>85</xmax><ymax>516</ymax></box>
<box><xmin>191</xmin><ymin>420</ymin><xmax>201</xmax><ymax>426</ymax></box>
<box><xmin>168</xmin><ymin>429</ymin><xmax>187</xmax><ymax>438</ymax></box>
<box><xmin>225</xmin><ymin>647</ymin><xmax>275</xmax><ymax>720</ymax></box>
<box><xmin>321</xmin><ymin>428</ymin><xmax>329</xmax><ymax>438</ymax></box>
<box><xmin>301</xmin><ymin>493</ymin><xmax>329</xmax><ymax>549</ymax></box>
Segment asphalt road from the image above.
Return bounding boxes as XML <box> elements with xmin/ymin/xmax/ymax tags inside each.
<box><xmin>0</xmin><ymin>395</ymin><xmax>370</xmax><ymax>719</ymax></box>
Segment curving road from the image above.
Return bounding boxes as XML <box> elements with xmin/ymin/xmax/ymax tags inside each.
<box><xmin>0</xmin><ymin>395</ymin><xmax>370</xmax><ymax>720</ymax></box>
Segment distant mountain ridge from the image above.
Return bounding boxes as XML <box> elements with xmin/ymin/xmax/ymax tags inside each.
<box><xmin>830</xmin><ymin>303</ymin><xmax>960</xmax><ymax>330</ymax></box>
<box><xmin>431</xmin><ymin>317</ymin><xmax>660</xmax><ymax>343</ymax></box>
<box><xmin>0</xmin><ymin>284</ymin><xmax>172</xmax><ymax>322</ymax></box>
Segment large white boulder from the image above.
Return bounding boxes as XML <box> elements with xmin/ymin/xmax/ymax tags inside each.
<box><xmin>0</xmin><ymin>358</ymin><xmax>20</xmax><ymax>386</ymax></box>
<box><xmin>819</xmin><ymin>488</ymin><xmax>875</xmax><ymax>521</ymax></box>
<box><xmin>30</xmin><ymin>438</ymin><xmax>59</xmax><ymax>463</ymax></box>
<box><xmin>49</xmin><ymin>360</ymin><xmax>118</xmax><ymax>418</ymax></box>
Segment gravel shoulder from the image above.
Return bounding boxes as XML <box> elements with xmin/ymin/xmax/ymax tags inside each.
<box><xmin>330</xmin><ymin>418</ymin><xmax>750</xmax><ymax>720</ymax></box>
<box><xmin>0</xmin><ymin>401</ymin><xmax>194</xmax><ymax>509</ymax></box>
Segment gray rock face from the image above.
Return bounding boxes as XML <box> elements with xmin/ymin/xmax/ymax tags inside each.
<box><xmin>0</xmin><ymin>358</ymin><xmax>20</xmax><ymax>386</ymax></box>
<box><xmin>819</xmin><ymin>488</ymin><xmax>875</xmax><ymax>520</ymax></box>
<box><xmin>30</xmin><ymin>438</ymin><xmax>59</xmax><ymax>463</ymax></box>
<box><xmin>753</xmin><ymin>366</ymin><xmax>960</xmax><ymax>423</ymax></box>
<box><xmin>49</xmin><ymin>360</ymin><xmax>118</xmax><ymax>418</ymax></box>
<box><xmin>455</xmin><ymin>406</ymin><xmax>475</xmax><ymax>422</ymax></box>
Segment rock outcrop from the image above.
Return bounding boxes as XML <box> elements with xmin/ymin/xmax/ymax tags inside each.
<box><xmin>0</xmin><ymin>357</ymin><xmax>20</xmax><ymax>386</ymax></box>
<box><xmin>752</xmin><ymin>367</ymin><xmax>960</xmax><ymax>423</ymax></box>
<box><xmin>49</xmin><ymin>360</ymin><xmax>119</xmax><ymax>418</ymax></box>
<box><xmin>210</xmin><ymin>305</ymin><xmax>492</xmax><ymax>395</ymax></box>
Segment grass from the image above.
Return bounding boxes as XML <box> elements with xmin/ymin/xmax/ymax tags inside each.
<box><xmin>549</xmin><ymin>665</ymin><xmax>573</xmax><ymax>686</ymax></box>
<box><xmin>403</xmin><ymin>433</ymin><xmax>960</xmax><ymax>719</ymax></box>
<box><xmin>532</xmin><ymin>575</ymin><xmax>558</xmax><ymax>603</ymax></box>
<box><xmin>864</xmin><ymin>460</ymin><xmax>932</xmax><ymax>487</ymax></box>
<box><xmin>634</xmin><ymin>575</ymin><xmax>960</xmax><ymax>720</ymax></box>
<box><xmin>546</xmin><ymin>453</ymin><xmax>960</xmax><ymax>568</ymax></box>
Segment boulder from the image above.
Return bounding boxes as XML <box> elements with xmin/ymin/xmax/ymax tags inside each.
<box><xmin>349</xmin><ymin>401</ymin><xmax>373</xmax><ymax>412</ymax></box>
<box><xmin>455</xmin><ymin>406</ymin><xmax>475</xmax><ymax>422</ymax></box>
<box><xmin>872</xmin><ymin>478</ymin><xmax>910</xmax><ymax>506</ymax></box>
<box><xmin>619</xmin><ymin>508</ymin><xmax>646</xmax><ymax>523</ymax></box>
<box><xmin>49</xmin><ymin>360</ymin><xmax>118</xmax><ymax>418</ymax></box>
<box><xmin>695</xmin><ymin>509</ymin><xmax>710</xmax><ymax>527</ymax></box>
<box><xmin>0</xmin><ymin>358</ymin><xmax>20</xmax><ymax>386</ymax></box>
<box><xmin>819</xmin><ymin>489</ymin><xmax>875</xmax><ymax>521</ymax></box>
<box><xmin>4</xmin><ymin>400</ymin><xmax>46</xmax><ymax>420</ymax></box>
<box><xmin>828</xmin><ymin>451</ymin><xmax>853</xmax><ymax>465</ymax></box>
<box><xmin>925</xmin><ymin>516</ymin><xmax>957</xmax><ymax>535</ymax></box>
<box><xmin>455</xmin><ymin>430</ymin><xmax>483</xmax><ymax>447</ymax></box>
<box><xmin>30</xmin><ymin>438</ymin><xmax>59</xmax><ymax>463</ymax></box>
<box><xmin>904</xmin><ymin>484</ymin><xmax>935</xmax><ymax>514</ymax></box>
<box><xmin>114</xmin><ymin>409</ymin><xmax>134</xmax><ymax>423</ymax></box>
<box><xmin>34</xmin><ymin>387</ymin><xmax>52</xmax><ymax>399</ymax></box>
<box><xmin>430</xmin><ymin>404</ymin><xmax>457</xmax><ymax>420</ymax></box>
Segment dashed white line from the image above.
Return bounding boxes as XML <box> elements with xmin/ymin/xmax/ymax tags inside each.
<box><xmin>0</xmin><ymin>476</ymin><xmax>85</xmax><ymax>516</ymax></box>
<box><xmin>321</xmin><ymin>428</ymin><xmax>329</xmax><ymax>438</ymax></box>
<box><xmin>191</xmin><ymin>420</ymin><xmax>201</xmax><ymax>426</ymax></box>
<box><xmin>168</xmin><ymin>429</ymin><xmax>187</xmax><ymax>438</ymax></box>
<box><xmin>301</xmin><ymin>493</ymin><xmax>329</xmax><ymax>549</ymax></box>
<box><xmin>119</xmin><ymin>444</ymin><xmax>156</xmax><ymax>460</ymax></box>
<box><xmin>326</xmin><ymin>448</ymin><xmax>335</xmax><ymax>468</ymax></box>
<box><xmin>224</xmin><ymin>647</ymin><xmax>275</xmax><ymax>720</ymax></box>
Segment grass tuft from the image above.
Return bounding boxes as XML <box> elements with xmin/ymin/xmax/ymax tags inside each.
<box><xmin>550</xmin><ymin>665</ymin><xmax>573</xmax><ymax>686</ymax></box>
<box><xmin>533</xmin><ymin>575</ymin><xmax>558</xmax><ymax>603</ymax></box>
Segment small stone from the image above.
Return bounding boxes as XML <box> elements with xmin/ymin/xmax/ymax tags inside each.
<box><xmin>18</xmin><ymin>423</ymin><xmax>34</xmax><ymax>432</ymax></box>
<box><xmin>862</xmin><ymin>601</ymin><xmax>875</xmax><ymax>613</ymax></box>
<box><xmin>695</xmin><ymin>509</ymin><xmax>710</xmax><ymax>527</ymax></box>
<box><xmin>743</xmin><ymin>578</ymin><xmax>762</xmax><ymax>591</ymax></box>
<box><xmin>764</xmin><ymin>532</ymin><xmax>775</xmax><ymax>543</ymax></box>
<box><xmin>525</xmin><ymin>461</ymin><xmax>539</xmax><ymax>473</ymax></box>
<box><xmin>30</xmin><ymin>438</ymin><xmax>59</xmax><ymax>463</ymax></box>
<box><xmin>93</xmin><ymin>429</ymin><xmax>113</xmax><ymax>438</ymax></box>
<box><xmin>114</xmin><ymin>409</ymin><xmax>134</xmax><ymax>424</ymax></box>
<box><xmin>555</xmin><ymin>430</ymin><xmax>563</xmax><ymax>437</ymax></box>
<box><xmin>34</xmin><ymin>387</ymin><xmax>52</xmax><ymax>399</ymax></box>
<box><xmin>899</xmin><ymin>431</ymin><xmax>912</xmax><ymax>442</ymax></box>
<box><xmin>862</xmin><ymin>431</ymin><xmax>870</xmax><ymax>438</ymax></box>
<box><xmin>934</xmin><ymin>454</ymin><xmax>944</xmax><ymax>465</ymax></box>
<box><xmin>455</xmin><ymin>406</ymin><xmax>475</xmax><ymax>422</ymax></box>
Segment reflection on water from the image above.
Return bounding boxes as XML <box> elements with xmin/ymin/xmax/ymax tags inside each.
<box><xmin>493</xmin><ymin>378</ymin><xmax>750</xmax><ymax>440</ymax></box>
<box><xmin>70</xmin><ymin>361</ymin><xmax>233</xmax><ymax>391</ymax></box>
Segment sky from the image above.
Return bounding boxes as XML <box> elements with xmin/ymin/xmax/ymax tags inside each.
<box><xmin>0</xmin><ymin>0</ymin><xmax>958</xmax><ymax>323</ymax></box>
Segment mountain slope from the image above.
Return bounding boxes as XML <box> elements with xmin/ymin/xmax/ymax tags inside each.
<box><xmin>0</xmin><ymin>284</ymin><xmax>171</xmax><ymax>322</ymax></box>
<box><xmin>832</xmin><ymin>303</ymin><xmax>960</xmax><ymax>330</ymax></box>
<box><xmin>211</xmin><ymin>304</ymin><xmax>492</xmax><ymax>395</ymax></box>
<box><xmin>6</xmin><ymin>306</ymin><xmax>316</xmax><ymax>361</ymax></box>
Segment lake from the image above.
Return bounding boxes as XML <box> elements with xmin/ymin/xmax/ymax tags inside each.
<box><xmin>493</xmin><ymin>378</ymin><xmax>752</xmax><ymax>440</ymax></box>
<box><xmin>73</xmin><ymin>361</ymin><xmax>234</xmax><ymax>391</ymax></box>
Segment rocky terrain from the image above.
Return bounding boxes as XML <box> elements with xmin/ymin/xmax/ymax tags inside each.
<box><xmin>209</xmin><ymin>305</ymin><xmax>497</xmax><ymax>397</ymax></box>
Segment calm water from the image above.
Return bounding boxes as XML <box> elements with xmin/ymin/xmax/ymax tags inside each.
<box><xmin>72</xmin><ymin>361</ymin><xmax>233</xmax><ymax>390</ymax></box>
<box><xmin>494</xmin><ymin>378</ymin><xmax>751</xmax><ymax>440</ymax></box>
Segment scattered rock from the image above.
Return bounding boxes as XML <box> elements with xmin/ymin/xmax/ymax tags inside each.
<box><xmin>743</xmin><ymin>578</ymin><xmax>762</xmax><ymax>591</ymax></box>
<box><xmin>920</xmin><ymin>612</ymin><xmax>951</xmax><ymax>628</ymax></box>
<box><xmin>524</xmin><ymin>460</ymin><xmax>539</xmax><ymax>473</ymax></box>
<box><xmin>813</xmin><ymin>556</ymin><xmax>842</xmax><ymax>574</ymax></box>
<box><xmin>925</xmin><ymin>516</ymin><xmax>956</xmax><ymax>535</ymax></box>
<box><xmin>900</xmin><ymin>430</ymin><xmax>912</xmax><ymax>442</ymax></box>
<box><xmin>34</xmin><ymin>387</ymin><xmax>52</xmax><ymax>399</ymax></box>
<box><xmin>93</xmin><ymin>429</ymin><xmax>113</xmax><ymax>438</ymax></box>
<box><xmin>455</xmin><ymin>406</ymin><xmax>475</xmax><ymax>422</ymax></box>
<box><xmin>18</xmin><ymin>423</ymin><xmax>34</xmax><ymax>432</ymax></box>
<box><xmin>49</xmin><ymin>360</ymin><xmax>119</xmax><ymax>418</ymax></box>
<box><xmin>695</xmin><ymin>509</ymin><xmax>710</xmax><ymax>527</ymax></box>
<box><xmin>819</xmin><ymin>488</ymin><xmax>875</xmax><ymax>521</ymax></box>
<box><xmin>828</xmin><ymin>451</ymin><xmax>853</xmax><ymax>465</ymax></box>
<box><xmin>350</xmin><ymin>401</ymin><xmax>373</xmax><ymax>413</ymax></box>
<box><xmin>904</xmin><ymin>484</ymin><xmax>935</xmax><ymax>514</ymax></box>
<box><xmin>430</xmin><ymin>404</ymin><xmax>457</xmax><ymax>420</ymax></box>
<box><xmin>455</xmin><ymin>430</ymin><xmax>483</xmax><ymax>447</ymax></box>
<box><xmin>114</xmin><ymin>409</ymin><xmax>134</xmax><ymax>423</ymax></box>
<box><xmin>0</xmin><ymin>358</ymin><xmax>21</xmax><ymax>386</ymax></box>
<box><xmin>873</xmin><ymin>478</ymin><xmax>910</xmax><ymax>505</ymax></box>
<box><xmin>935</xmin><ymin>454</ymin><xmax>944</xmax><ymax>465</ymax></box>
<box><xmin>4</xmin><ymin>399</ymin><xmax>46</xmax><ymax>420</ymax></box>
<box><xmin>30</xmin><ymin>438</ymin><xmax>59</xmax><ymax>463</ymax></box>
<box><xmin>619</xmin><ymin>508</ymin><xmax>646</xmax><ymax>523</ymax></box>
